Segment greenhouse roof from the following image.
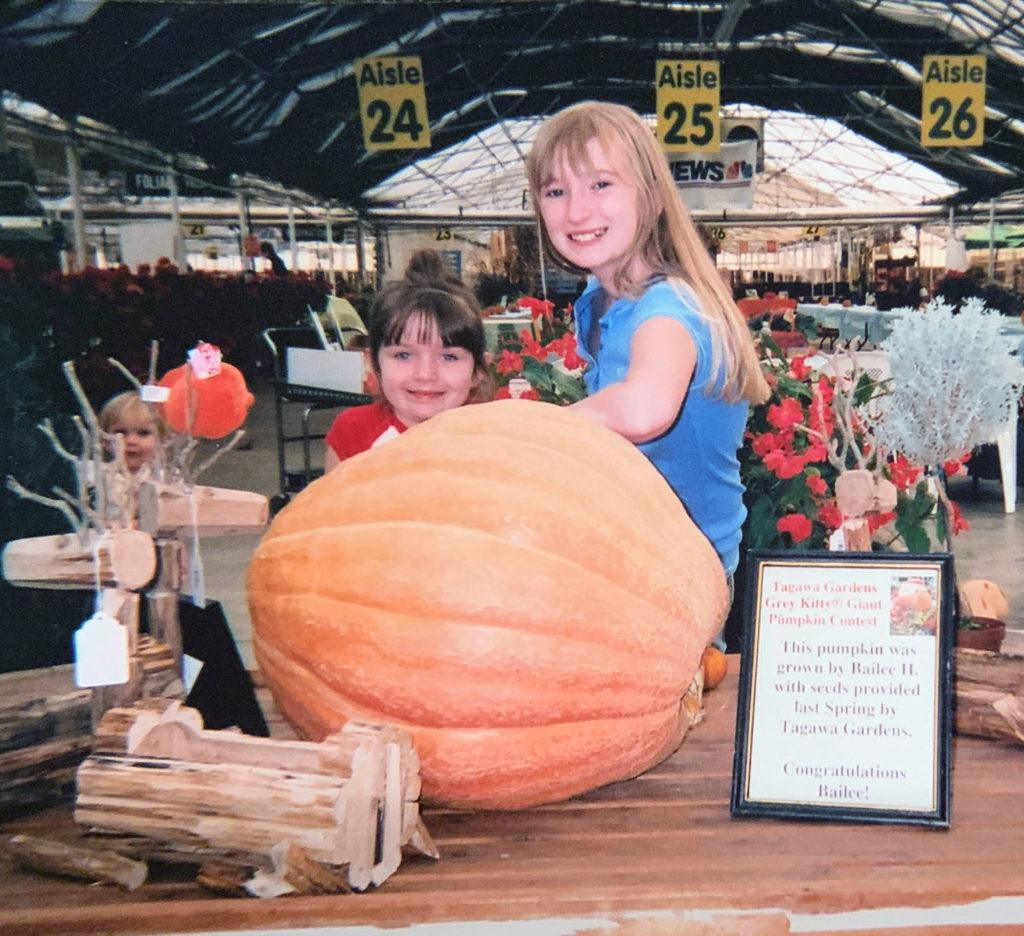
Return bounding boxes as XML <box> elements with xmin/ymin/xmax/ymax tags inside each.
<box><xmin>1</xmin><ymin>1</ymin><xmax>1023</xmax><ymax>214</ymax></box>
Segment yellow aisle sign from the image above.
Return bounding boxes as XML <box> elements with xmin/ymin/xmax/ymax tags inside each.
<box><xmin>655</xmin><ymin>59</ymin><xmax>720</xmax><ymax>152</ymax></box>
<box><xmin>921</xmin><ymin>55</ymin><xmax>986</xmax><ymax>148</ymax></box>
<box><xmin>355</xmin><ymin>55</ymin><xmax>431</xmax><ymax>152</ymax></box>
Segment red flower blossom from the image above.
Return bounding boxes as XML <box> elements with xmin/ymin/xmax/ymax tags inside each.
<box><xmin>519</xmin><ymin>386</ymin><xmax>541</xmax><ymax>401</ymax></box>
<box><xmin>764</xmin><ymin>448</ymin><xmax>805</xmax><ymax>480</ymax></box>
<box><xmin>789</xmin><ymin>356</ymin><xmax>811</xmax><ymax>381</ymax></box>
<box><xmin>494</xmin><ymin>385</ymin><xmax>512</xmax><ymax>400</ymax></box>
<box><xmin>545</xmin><ymin>333</ymin><xmax>583</xmax><ymax>370</ymax></box>
<box><xmin>802</xmin><ymin>442</ymin><xmax>829</xmax><ymax>464</ymax></box>
<box><xmin>888</xmin><ymin>454</ymin><xmax>922</xmax><ymax>491</ymax></box>
<box><xmin>519</xmin><ymin>330</ymin><xmax>548</xmax><ymax>361</ymax></box>
<box><xmin>750</xmin><ymin>432</ymin><xmax>780</xmax><ymax>457</ymax></box>
<box><xmin>867</xmin><ymin>510</ymin><xmax>897</xmax><ymax>532</ymax></box>
<box><xmin>517</xmin><ymin>296</ymin><xmax>555</xmax><ymax>319</ymax></box>
<box><xmin>943</xmin><ymin>453</ymin><xmax>971</xmax><ymax>477</ymax></box>
<box><xmin>818</xmin><ymin>503</ymin><xmax>843</xmax><ymax>530</ymax></box>
<box><xmin>777</xmin><ymin>513</ymin><xmax>813</xmax><ymax>543</ymax></box>
<box><xmin>949</xmin><ymin>500</ymin><xmax>970</xmax><ymax>535</ymax></box>
<box><xmin>806</xmin><ymin>474</ymin><xmax>828</xmax><ymax>495</ymax></box>
<box><xmin>496</xmin><ymin>349</ymin><xmax>524</xmax><ymax>375</ymax></box>
<box><xmin>767</xmin><ymin>396</ymin><xmax>804</xmax><ymax>431</ymax></box>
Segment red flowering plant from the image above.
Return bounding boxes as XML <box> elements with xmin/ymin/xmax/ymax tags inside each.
<box><xmin>740</xmin><ymin>337</ymin><xmax>969</xmax><ymax>552</ymax></box>
<box><xmin>490</xmin><ymin>325</ymin><xmax>587</xmax><ymax>405</ymax></box>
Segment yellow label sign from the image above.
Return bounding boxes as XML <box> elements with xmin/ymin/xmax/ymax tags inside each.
<box><xmin>655</xmin><ymin>59</ymin><xmax>720</xmax><ymax>152</ymax></box>
<box><xmin>921</xmin><ymin>54</ymin><xmax>986</xmax><ymax>148</ymax></box>
<box><xmin>355</xmin><ymin>55</ymin><xmax>431</xmax><ymax>152</ymax></box>
<box><xmin>184</xmin><ymin>223</ymin><xmax>205</xmax><ymax>237</ymax></box>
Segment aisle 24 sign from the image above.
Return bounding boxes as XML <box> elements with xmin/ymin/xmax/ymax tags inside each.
<box><xmin>655</xmin><ymin>60</ymin><xmax>720</xmax><ymax>152</ymax></box>
<box><xmin>921</xmin><ymin>55</ymin><xmax>986</xmax><ymax>148</ymax></box>
<box><xmin>355</xmin><ymin>56</ymin><xmax>431</xmax><ymax>152</ymax></box>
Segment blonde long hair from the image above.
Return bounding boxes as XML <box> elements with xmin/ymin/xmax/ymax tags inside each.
<box><xmin>526</xmin><ymin>101</ymin><xmax>768</xmax><ymax>405</ymax></box>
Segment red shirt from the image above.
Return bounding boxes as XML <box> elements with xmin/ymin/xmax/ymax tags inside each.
<box><xmin>325</xmin><ymin>401</ymin><xmax>407</xmax><ymax>463</ymax></box>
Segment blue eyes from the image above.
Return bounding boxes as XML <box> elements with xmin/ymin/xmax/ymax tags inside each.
<box><xmin>543</xmin><ymin>179</ymin><xmax>612</xmax><ymax>198</ymax></box>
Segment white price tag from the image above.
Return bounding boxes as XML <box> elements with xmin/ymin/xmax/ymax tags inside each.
<box><xmin>73</xmin><ymin>612</ymin><xmax>130</xmax><ymax>687</ymax></box>
<box><xmin>140</xmin><ymin>383</ymin><xmax>171</xmax><ymax>403</ymax></box>
<box><xmin>828</xmin><ymin>526</ymin><xmax>847</xmax><ymax>551</ymax></box>
<box><xmin>182</xmin><ymin>654</ymin><xmax>204</xmax><ymax>694</ymax></box>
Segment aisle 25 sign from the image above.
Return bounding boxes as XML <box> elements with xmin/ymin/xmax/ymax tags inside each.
<box><xmin>656</xmin><ymin>59</ymin><xmax>720</xmax><ymax>152</ymax></box>
<box><xmin>921</xmin><ymin>55</ymin><xmax>986</xmax><ymax>148</ymax></box>
<box><xmin>356</xmin><ymin>55</ymin><xmax>431</xmax><ymax>152</ymax></box>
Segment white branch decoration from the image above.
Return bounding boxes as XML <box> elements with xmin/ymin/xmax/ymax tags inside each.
<box><xmin>873</xmin><ymin>298</ymin><xmax>1024</xmax><ymax>467</ymax></box>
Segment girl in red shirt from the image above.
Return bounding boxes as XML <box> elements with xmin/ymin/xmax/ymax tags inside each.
<box><xmin>324</xmin><ymin>250</ymin><xmax>491</xmax><ymax>470</ymax></box>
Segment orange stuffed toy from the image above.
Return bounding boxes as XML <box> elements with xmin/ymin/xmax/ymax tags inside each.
<box><xmin>159</xmin><ymin>343</ymin><xmax>254</xmax><ymax>439</ymax></box>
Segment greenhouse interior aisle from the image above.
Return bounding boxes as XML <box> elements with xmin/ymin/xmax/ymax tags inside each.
<box><xmin>199</xmin><ymin>380</ymin><xmax>1024</xmax><ymax>671</ymax></box>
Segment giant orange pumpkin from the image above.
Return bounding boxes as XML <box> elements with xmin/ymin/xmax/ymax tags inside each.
<box><xmin>248</xmin><ymin>400</ymin><xmax>728</xmax><ymax>809</ymax></box>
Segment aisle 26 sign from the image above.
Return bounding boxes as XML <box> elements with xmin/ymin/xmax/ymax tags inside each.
<box><xmin>355</xmin><ymin>55</ymin><xmax>432</xmax><ymax>152</ymax></box>
<box><xmin>656</xmin><ymin>60</ymin><xmax>720</xmax><ymax>152</ymax></box>
<box><xmin>921</xmin><ymin>55</ymin><xmax>986</xmax><ymax>148</ymax></box>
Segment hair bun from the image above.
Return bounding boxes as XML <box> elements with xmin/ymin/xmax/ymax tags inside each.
<box><xmin>405</xmin><ymin>249</ymin><xmax>455</xmax><ymax>286</ymax></box>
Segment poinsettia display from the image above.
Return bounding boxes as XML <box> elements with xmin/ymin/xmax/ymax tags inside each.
<box><xmin>489</xmin><ymin>301</ymin><xmax>585</xmax><ymax>406</ymax></box>
<box><xmin>741</xmin><ymin>338</ymin><xmax>970</xmax><ymax>553</ymax></box>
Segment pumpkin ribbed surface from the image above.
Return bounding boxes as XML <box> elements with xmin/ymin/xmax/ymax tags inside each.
<box><xmin>248</xmin><ymin>400</ymin><xmax>728</xmax><ymax>809</ymax></box>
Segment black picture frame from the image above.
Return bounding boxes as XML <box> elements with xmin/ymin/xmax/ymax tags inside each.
<box><xmin>731</xmin><ymin>550</ymin><xmax>955</xmax><ymax>828</ymax></box>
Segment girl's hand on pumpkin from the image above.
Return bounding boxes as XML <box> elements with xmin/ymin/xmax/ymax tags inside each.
<box><xmin>570</xmin><ymin>317</ymin><xmax>695</xmax><ymax>443</ymax></box>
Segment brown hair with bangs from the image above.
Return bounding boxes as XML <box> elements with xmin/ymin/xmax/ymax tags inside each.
<box><xmin>369</xmin><ymin>249</ymin><xmax>492</xmax><ymax>402</ymax></box>
<box><xmin>526</xmin><ymin>101</ymin><xmax>768</xmax><ymax>405</ymax></box>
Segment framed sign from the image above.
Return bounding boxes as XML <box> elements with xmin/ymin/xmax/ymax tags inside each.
<box><xmin>355</xmin><ymin>55</ymin><xmax>431</xmax><ymax>152</ymax></box>
<box><xmin>655</xmin><ymin>59</ymin><xmax>720</xmax><ymax>152</ymax></box>
<box><xmin>921</xmin><ymin>54</ymin><xmax>986</xmax><ymax>148</ymax></box>
<box><xmin>731</xmin><ymin>551</ymin><xmax>954</xmax><ymax>827</ymax></box>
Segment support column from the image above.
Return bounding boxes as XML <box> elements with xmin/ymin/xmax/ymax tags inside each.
<box><xmin>167</xmin><ymin>159</ymin><xmax>184</xmax><ymax>270</ymax></box>
<box><xmin>64</xmin><ymin>133</ymin><xmax>87</xmax><ymax>272</ymax></box>
<box><xmin>355</xmin><ymin>216</ymin><xmax>366</xmax><ymax>287</ymax></box>
<box><xmin>287</xmin><ymin>201</ymin><xmax>297</xmax><ymax>272</ymax></box>
<box><xmin>324</xmin><ymin>208</ymin><xmax>336</xmax><ymax>291</ymax></box>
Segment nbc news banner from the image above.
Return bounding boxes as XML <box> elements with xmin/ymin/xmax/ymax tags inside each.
<box><xmin>667</xmin><ymin>138</ymin><xmax>758</xmax><ymax>211</ymax></box>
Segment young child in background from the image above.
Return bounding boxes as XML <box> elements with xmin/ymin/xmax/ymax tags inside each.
<box><xmin>96</xmin><ymin>388</ymin><xmax>269</xmax><ymax>736</ymax></box>
<box><xmin>98</xmin><ymin>390</ymin><xmax>163</xmax><ymax>474</ymax></box>
<box><xmin>324</xmin><ymin>249</ymin><xmax>491</xmax><ymax>470</ymax></box>
<box><xmin>526</xmin><ymin>101</ymin><xmax>769</xmax><ymax>581</ymax></box>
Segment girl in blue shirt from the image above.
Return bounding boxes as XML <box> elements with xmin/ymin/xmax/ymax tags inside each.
<box><xmin>526</xmin><ymin>101</ymin><xmax>769</xmax><ymax>576</ymax></box>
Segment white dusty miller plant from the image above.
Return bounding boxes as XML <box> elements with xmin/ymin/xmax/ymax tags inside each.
<box><xmin>873</xmin><ymin>297</ymin><xmax>1024</xmax><ymax>468</ymax></box>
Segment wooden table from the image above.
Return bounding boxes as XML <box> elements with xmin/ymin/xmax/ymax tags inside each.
<box><xmin>2</xmin><ymin>659</ymin><xmax>1023</xmax><ymax>935</ymax></box>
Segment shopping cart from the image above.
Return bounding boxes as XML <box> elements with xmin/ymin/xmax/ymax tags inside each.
<box><xmin>262</xmin><ymin>327</ymin><xmax>372</xmax><ymax>514</ymax></box>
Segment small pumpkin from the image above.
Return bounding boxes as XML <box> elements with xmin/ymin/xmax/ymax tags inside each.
<box><xmin>248</xmin><ymin>400</ymin><xmax>728</xmax><ymax>809</ymax></box>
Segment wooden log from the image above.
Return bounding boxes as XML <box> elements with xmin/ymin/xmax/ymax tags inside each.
<box><xmin>147</xmin><ymin>538</ymin><xmax>184</xmax><ymax>669</ymax></box>
<box><xmin>2</xmin><ymin>833</ymin><xmax>147</xmax><ymax>891</ymax></box>
<box><xmin>954</xmin><ymin>647</ymin><xmax>1024</xmax><ymax>745</ymax></box>
<box><xmin>75</xmin><ymin>704</ymin><xmax>434</xmax><ymax>889</ymax></box>
<box><xmin>1</xmin><ymin>530</ymin><xmax>156</xmax><ymax>591</ymax></box>
<box><xmin>0</xmin><ymin>667</ymin><xmax>92</xmax><ymax>817</ymax></box>
<box><xmin>137</xmin><ymin>481</ymin><xmax>268</xmax><ymax>537</ymax></box>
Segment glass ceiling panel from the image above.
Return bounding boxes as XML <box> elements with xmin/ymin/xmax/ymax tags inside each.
<box><xmin>365</xmin><ymin>105</ymin><xmax>958</xmax><ymax>213</ymax></box>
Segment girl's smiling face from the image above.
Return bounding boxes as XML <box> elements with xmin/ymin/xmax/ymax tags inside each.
<box><xmin>538</xmin><ymin>137</ymin><xmax>648</xmax><ymax>294</ymax></box>
<box><xmin>378</xmin><ymin>314</ymin><xmax>479</xmax><ymax>427</ymax></box>
<box><xmin>110</xmin><ymin>410</ymin><xmax>158</xmax><ymax>472</ymax></box>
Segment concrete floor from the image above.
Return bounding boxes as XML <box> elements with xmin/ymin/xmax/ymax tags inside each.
<box><xmin>199</xmin><ymin>380</ymin><xmax>1024</xmax><ymax>667</ymax></box>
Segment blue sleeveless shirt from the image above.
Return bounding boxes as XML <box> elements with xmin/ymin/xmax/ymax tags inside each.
<box><xmin>574</xmin><ymin>277</ymin><xmax>749</xmax><ymax>572</ymax></box>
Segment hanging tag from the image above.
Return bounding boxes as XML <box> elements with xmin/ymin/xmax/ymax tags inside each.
<box><xmin>187</xmin><ymin>342</ymin><xmax>223</xmax><ymax>380</ymax></box>
<box><xmin>73</xmin><ymin>612</ymin><xmax>130</xmax><ymax>688</ymax></box>
<box><xmin>182</xmin><ymin>654</ymin><xmax>204</xmax><ymax>694</ymax></box>
<box><xmin>141</xmin><ymin>383</ymin><xmax>171</xmax><ymax>403</ymax></box>
<box><xmin>186</xmin><ymin>487</ymin><xmax>207</xmax><ymax>608</ymax></box>
<box><xmin>508</xmin><ymin>377</ymin><xmax>532</xmax><ymax>399</ymax></box>
<box><xmin>828</xmin><ymin>527</ymin><xmax>847</xmax><ymax>551</ymax></box>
